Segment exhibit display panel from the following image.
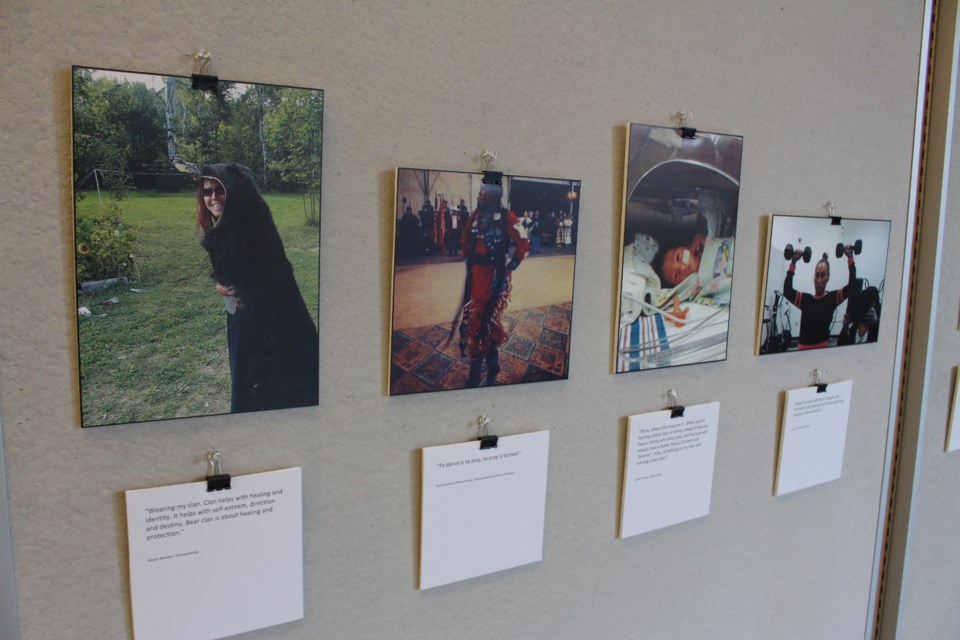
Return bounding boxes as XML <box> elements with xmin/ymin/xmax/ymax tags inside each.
<box><xmin>0</xmin><ymin>2</ymin><xmax>930</xmax><ymax>639</ymax></box>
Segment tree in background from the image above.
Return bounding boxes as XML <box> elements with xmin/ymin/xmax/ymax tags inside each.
<box><xmin>266</xmin><ymin>89</ymin><xmax>323</xmax><ymax>224</ymax></box>
<box><xmin>73</xmin><ymin>68</ymin><xmax>322</xmax><ymax>198</ymax></box>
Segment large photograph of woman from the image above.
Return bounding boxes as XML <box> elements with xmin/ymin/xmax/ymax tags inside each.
<box><xmin>757</xmin><ymin>215</ymin><xmax>890</xmax><ymax>354</ymax></box>
<box><xmin>615</xmin><ymin>123</ymin><xmax>743</xmax><ymax>373</ymax></box>
<box><xmin>72</xmin><ymin>67</ymin><xmax>322</xmax><ymax>426</ymax></box>
<box><xmin>390</xmin><ymin>168</ymin><xmax>580</xmax><ymax>395</ymax></box>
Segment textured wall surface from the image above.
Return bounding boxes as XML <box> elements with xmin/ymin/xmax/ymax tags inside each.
<box><xmin>0</xmin><ymin>1</ymin><xmax>926</xmax><ymax>638</ymax></box>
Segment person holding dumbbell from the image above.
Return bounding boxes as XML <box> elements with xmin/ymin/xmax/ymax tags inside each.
<box><xmin>782</xmin><ymin>244</ymin><xmax>858</xmax><ymax>350</ymax></box>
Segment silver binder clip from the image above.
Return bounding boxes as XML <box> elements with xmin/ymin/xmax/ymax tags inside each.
<box><xmin>813</xmin><ymin>369</ymin><xmax>828</xmax><ymax>393</ymax></box>
<box><xmin>206</xmin><ymin>449</ymin><xmax>231</xmax><ymax>491</ymax></box>
<box><xmin>667</xmin><ymin>389</ymin><xmax>685</xmax><ymax>418</ymax></box>
<box><xmin>675</xmin><ymin>111</ymin><xmax>696</xmax><ymax>139</ymax></box>
<box><xmin>192</xmin><ymin>49</ymin><xmax>218</xmax><ymax>91</ymax></box>
<box><xmin>826</xmin><ymin>201</ymin><xmax>841</xmax><ymax>225</ymax></box>
<box><xmin>477</xmin><ymin>415</ymin><xmax>498</xmax><ymax>450</ymax></box>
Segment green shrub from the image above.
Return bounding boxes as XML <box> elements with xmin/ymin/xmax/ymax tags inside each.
<box><xmin>75</xmin><ymin>195</ymin><xmax>142</xmax><ymax>284</ymax></box>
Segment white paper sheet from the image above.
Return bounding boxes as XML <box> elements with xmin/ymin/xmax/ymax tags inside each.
<box><xmin>125</xmin><ymin>467</ymin><xmax>303</xmax><ymax>640</ymax></box>
<box><xmin>947</xmin><ymin>371</ymin><xmax>960</xmax><ymax>453</ymax></box>
<box><xmin>619</xmin><ymin>402</ymin><xmax>720</xmax><ymax>538</ymax></box>
<box><xmin>419</xmin><ymin>431</ymin><xmax>550</xmax><ymax>589</ymax></box>
<box><xmin>775</xmin><ymin>382</ymin><xmax>853</xmax><ymax>495</ymax></box>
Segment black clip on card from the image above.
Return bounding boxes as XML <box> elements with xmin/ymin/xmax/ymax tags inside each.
<box><xmin>192</xmin><ymin>73</ymin><xmax>219</xmax><ymax>92</ymax></box>
<box><xmin>826</xmin><ymin>202</ymin><xmax>841</xmax><ymax>225</ymax></box>
<box><xmin>191</xmin><ymin>49</ymin><xmax>218</xmax><ymax>92</ymax></box>
<box><xmin>482</xmin><ymin>171</ymin><xmax>503</xmax><ymax>185</ymax></box>
<box><xmin>675</xmin><ymin>111</ymin><xmax>696</xmax><ymax>139</ymax></box>
<box><xmin>814</xmin><ymin>369</ymin><xmax>828</xmax><ymax>393</ymax></box>
<box><xmin>477</xmin><ymin>415</ymin><xmax>499</xmax><ymax>449</ymax></box>
<box><xmin>667</xmin><ymin>388</ymin><xmax>685</xmax><ymax>418</ymax></box>
<box><xmin>206</xmin><ymin>450</ymin><xmax>231</xmax><ymax>492</ymax></box>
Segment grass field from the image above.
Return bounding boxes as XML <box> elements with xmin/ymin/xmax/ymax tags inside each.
<box><xmin>75</xmin><ymin>190</ymin><xmax>320</xmax><ymax>427</ymax></box>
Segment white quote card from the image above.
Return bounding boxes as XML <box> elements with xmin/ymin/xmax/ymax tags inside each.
<box><xmin>775</xmin><ymin>381</ymin><xmax>853</xmax><ymax>495</ymax></box>
<box><xmin>420</xmin><ymin>430</ymin><xmax>550</xmax><ymax>589</ymax></box>
<box><xmin>947</xmin><ymin>370</ymin><xmax>960</xmax><ymax>452</ymax></box>
<box><xmin>125</xmin><ymin>467</ymin><xmax>303</xmax><ymax>640</ymax></box>
<box><xmin>619</xmin><ymin>402</ymin><xmax>720</xmax><ymax>539</ymax></box>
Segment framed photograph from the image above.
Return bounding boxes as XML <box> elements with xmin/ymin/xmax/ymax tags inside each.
<box><xmin>615</xmin><ymin>123</ymin><xmax>743</xmax><ymax>372</ymax></box>
<box><xmin>757</xmin><ymin>215</ymin><xmax>891</xmax><ymax>354</ymax></box>
<box><xmin>72</xmin><ymin>66</ymin><xmax>322</xmax><ymax>426</ymax></box>
<box><xmin>390</xmin><ymin>168</ymin><xmax>580</xmax><ymax>395</ymax></box>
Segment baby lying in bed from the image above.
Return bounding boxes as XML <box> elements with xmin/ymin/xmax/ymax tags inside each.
<box><xmin>620</xmin><ymin>231</ymin><xmax>734</xmax><ymax>327</ymax></box>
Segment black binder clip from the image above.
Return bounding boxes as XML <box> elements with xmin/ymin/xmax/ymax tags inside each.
<box><xmin>813</xmin><ymin>369</ymin><xmax>828</xmax><ymax>393</ymax></box>
<box><xmin>826</xmin><ymin>201</ymin><xmax>841</xmax><ymax>225</ymax></box>
<box><xmin>482</xmin><ymin>171</ymin><xmax>503</xmax><ymax>186</ymax></box>
<box><xmin>667</xmin><ymin>389</ymin><xmax>685</xmax><ymax>418</ymax></box>
<box><xmin>206</xmin><ymin>450</ymin><xmax>231</xmax><ymax>491</ymax></box>
<box><xmin>675</xmin><ymin>111</ymin><xmax>696</xmax><ymax>139</ymax></box>
<box><xmin>192</xmin><ymin>74</ymin><xmax>218</xmax><ymax>92</ymax></box>
<box><xmin>191</xmin><ymin>49</ymin><xmax>218</xmax><ymax>92</ymax></box>
<box><xmin>477</xmin><ymin>415</ymin><xmax>499</xmax><ymax>450</ymax></box>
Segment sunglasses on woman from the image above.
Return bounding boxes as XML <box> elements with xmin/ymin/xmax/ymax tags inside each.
<box><xmin>203</xmin><ymin>185</ymin><xmax>226</xmax><ymax>197</ymax></box>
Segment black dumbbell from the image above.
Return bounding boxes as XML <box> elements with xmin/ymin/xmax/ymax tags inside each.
<box><xmin>835</xmin><ymin>239</ymin><xmax>863</xmax><ymax>258</ymax></box>
<box><xmin>784</xmin><ymin>244</ymin><xmax>812</xmax><ymax>263</ymax></box>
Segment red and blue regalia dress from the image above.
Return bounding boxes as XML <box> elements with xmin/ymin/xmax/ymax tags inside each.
<box><xmin>457</xmin><ymin>184</ymin><xmax>529</xmax><ymax>387</ymax></box>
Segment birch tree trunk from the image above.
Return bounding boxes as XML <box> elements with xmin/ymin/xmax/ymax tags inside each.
<box><xmin>164</xmin><ymin>76</ymin><xmax>177</xmax><ymax>161</ymax></box>
<box><xmin>257</xmin><ymin>86</ymin><xmax>268</xmax><ymax>185</ymax></box>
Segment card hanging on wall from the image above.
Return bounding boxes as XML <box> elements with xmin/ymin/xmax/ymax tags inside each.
<box><xmin>614</xmin><ymin>123</ymin><xmax>742</xmax><ymax>373</ymax></box>
<box><xmin>419</xmin><ymin>430</ymin><xmax>550</xmax><ymax>589</ymax></box>
<box><xmin>946</xmin><ymin>369</ymin><xmax>960</xmax><ymax>453</ymax></box>
<box><xmin>757</xmin><ymin>215</ymin><xmax>891</xmax><ymax>355</ymax></box>
<box><xmin>619</xmin><ymin>401</ymin><xmax>720</xmax><ymax>538</ymax></box>
<box><xmin>71</xmin><ymin>66</ymin><xmax>322</xmax><ymax>426</ymax></box>
<box><xmin>774</xmin><ymin>380</ymin><xmax>853</xmax><ymax>495</ymax></box>
<box><xmin>125</xmin><ymin>466</ymin><xmax>303</xmax><ymax>640</ymax></box>
<box><xmin>389</xmin><ymin>167</ymin><xmax>580</xmax><ymax>395</ymax></box>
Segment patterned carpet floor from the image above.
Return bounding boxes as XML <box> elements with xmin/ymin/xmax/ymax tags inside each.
<box><xmin>390</xmin><ymin>301</ymin><xmax>572</xmax><ymax>395</ymax></box>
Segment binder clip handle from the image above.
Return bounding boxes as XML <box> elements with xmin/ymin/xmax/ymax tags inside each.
<box><xmin>826</xmin><ymin>201</ymin><xmax>841</xmax><ymax>225</ymax></box>
<box><xmin>477</xmin><ymin>415</ymin><xmax>499</xmax><ymax>450</ymax></box>
<box><xmin>667</xmin><ymin>389</ymin><xmax>685</xmax><ymax>418</ymax></box>
<box><xmin>206</xmin><ymin>449</ymin><xmax>231</xmax><ymax>492</ymax></box>
<box><xmin>675</xmin><ymin>111</ymin><xmax>696</xmax><ymax>139</ymax></box>
<box><xmin>813</xmin><ymin>369</ymin><xmax>828</xmax><ymax>393</ymax></box>
<box><xmin>191</xmin><ymin>49</ymin><xmax>218</xmax><ymax>92</ymax></box>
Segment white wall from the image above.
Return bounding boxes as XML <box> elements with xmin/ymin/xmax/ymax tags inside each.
<box><xmin>0</xmin><ymin>1</ymin><xmax>926</xmax><ymax>638</ymax></box>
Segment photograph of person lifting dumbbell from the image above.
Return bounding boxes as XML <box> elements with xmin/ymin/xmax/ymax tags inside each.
<box><xmin>757</xmin><ymin>215</ymin><xmax>891</xmax><ymax>355</ymax></box>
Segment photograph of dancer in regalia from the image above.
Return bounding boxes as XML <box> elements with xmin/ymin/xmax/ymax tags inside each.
<box><xmin>390</xmin><ymin>168</ymin><xmax>581</xmax><ymax>395</ymax></box>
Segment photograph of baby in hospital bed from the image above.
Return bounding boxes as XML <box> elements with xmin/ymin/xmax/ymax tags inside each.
<box><xmin>615</xmin><ymin>123</ymin><xmax>742</xmax><ymax>373</ymax></box>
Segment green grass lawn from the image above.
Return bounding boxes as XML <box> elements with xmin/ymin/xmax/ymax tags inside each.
<box><xmin>75</xmin><ymin>190</ymin><xmax>320</xmax><ymax>427</ymax></box>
